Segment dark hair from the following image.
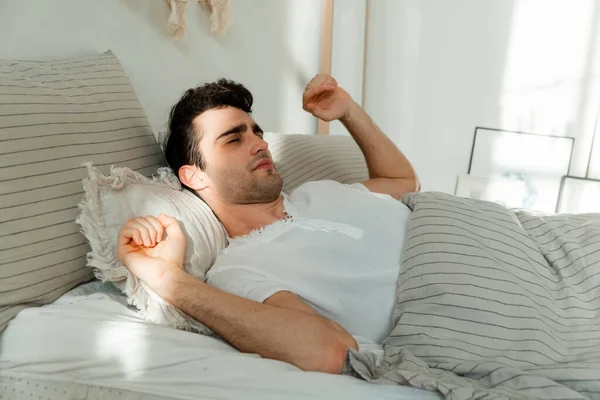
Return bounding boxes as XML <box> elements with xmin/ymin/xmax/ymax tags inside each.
<box><xmin>163</xmin><ymin>78</ymin><xmax>254</xmax><ymax>188</ymax></box>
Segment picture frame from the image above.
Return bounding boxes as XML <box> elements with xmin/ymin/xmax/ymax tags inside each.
<box><xmin>467</xmin><ymin>127</ymin><xmax>574</xmax><ymax>213</ymax></box>
<box><xmin>455</xmin><ymin>175</ymin><xmax>528</xmax><ymax>208</ymax></box>
<box><xmin>556</xmin><ymin>176</ymin><xmax>600</xmax><ymax>214</ymax></box>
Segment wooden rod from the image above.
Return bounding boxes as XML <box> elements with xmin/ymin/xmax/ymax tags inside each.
<box><xmin>318</xmin><ymin>0</ymin><xmax>334</xmax><ymax>135</ymax></box>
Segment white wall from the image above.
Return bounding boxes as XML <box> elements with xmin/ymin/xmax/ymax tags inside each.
<box><xmin>0</xmin><ymin>0</ymin><xmax>323</xmax><ymax>138</ymax></box>
<box><xmin>365</xmin><ymin>0</ymin><xmax>600</xmax><ymax>193</ymax></box>
<box><xmin>330</xmin><ymin>0</ymin><xmax>366</xmax><ymax>136</ymax></box>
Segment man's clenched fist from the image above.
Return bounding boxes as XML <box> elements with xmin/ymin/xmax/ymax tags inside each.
<box><xmin>117</xmin><ymin>213</ymin><xmax>187</xmax><ymax>297</ymax></box>
<box><xmin>302</xmin><ymin>74</ymin><xmax>354</xmax><ymax>122</ymax></box>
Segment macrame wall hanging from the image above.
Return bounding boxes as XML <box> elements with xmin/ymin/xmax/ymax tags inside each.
<box><xmin>166</xmin><ymin>0</ymin><xmax>231</xmax><ymax>41</ymax></box>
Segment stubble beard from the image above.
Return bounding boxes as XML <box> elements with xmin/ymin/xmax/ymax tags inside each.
<box><xmin>213</xmin><ymin>167</ymin><xmax>283</xmax><ymax>204</ymax></box>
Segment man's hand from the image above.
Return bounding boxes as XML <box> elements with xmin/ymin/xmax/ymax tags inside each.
<box><xmin>303</xmin><ymin>74</ymin><xmax>420</xmax><ymax>199</ymax></box>
<box><xmin>302</xmin><ymin>74</ymin><xmax>354</xmax><ymax>122</ymax></box>
<box><xmin>117</xmin><ymin>214</ymin><xmax>187</xmax><ymax>296</ymax></box>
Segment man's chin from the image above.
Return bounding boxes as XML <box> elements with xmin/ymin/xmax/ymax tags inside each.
<box><xmin>254</xmin><ymin>167</ymin><xmax>279</xmax><ymax>175</ymax></box>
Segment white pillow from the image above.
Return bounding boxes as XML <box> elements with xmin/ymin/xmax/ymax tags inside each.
<box><xmin>77</xmin><ymin>163</ymin><xmax>226</xmax><ymax>333</ymax></box>
<box><xmin>77</xmin><ymin>131</ymin><xmax>369</xmax><ymax>333</ymax></box>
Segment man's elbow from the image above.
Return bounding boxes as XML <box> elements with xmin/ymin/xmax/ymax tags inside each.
<box><xmin>316</xmin><ymin>334</ymin><xmax>359</xmax><ymax>374</ymax></box>
<box><xmin>390</xmin><ymin>178</ymin><xmax>420</xmax><ymax>200</ymax></box>
<box><xmin>413</xmin><ymin>178</ymin><xmax>421</xmax><ymax>193</ymax></box>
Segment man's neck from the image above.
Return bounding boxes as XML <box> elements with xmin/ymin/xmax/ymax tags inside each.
<box><xmin>210</xmin><ymin>195</ymin><xmax>287</xmax><ymax>238</ymax></box>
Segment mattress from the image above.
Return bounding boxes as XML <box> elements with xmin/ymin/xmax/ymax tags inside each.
<box><xmin>0</xmin><ymin>281</ymin><xmax>441</xmax><ymax>400</ymax></box>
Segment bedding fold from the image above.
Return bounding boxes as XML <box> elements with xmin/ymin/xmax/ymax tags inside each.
<box><xmin>346</xmin><ymin>191</ymin><xmax>600</xmax><ymax>400</ymax></box>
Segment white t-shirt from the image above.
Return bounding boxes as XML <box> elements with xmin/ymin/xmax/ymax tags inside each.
<box><xmin>206</xmin><ymin>180</ymin><xmax>412</xmax><ymax>343</ymax></box>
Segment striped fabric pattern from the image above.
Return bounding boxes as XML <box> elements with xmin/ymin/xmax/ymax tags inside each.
<box><xmin>264</xmin><ymin>132</ymin><xmax>369</xmax><ymax>192</ymax></box>
<box><xmin>347</xmin><ymin>191</ymin><xmax>600</xmax><ymax>400</ymax></box>
<box><xmin>0</xmin><ymin>52</ymin><xmax>163</xmax><ymax>332</ymax></box>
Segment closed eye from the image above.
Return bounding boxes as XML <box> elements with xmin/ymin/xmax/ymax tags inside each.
<box><xmin>228</xmin><ymin>138</ymin><xmax>240</xmax><ymax>143</ymax></box>
<box><xmin>253</xmin><ymin>126</ymin><xmax>264</xmax><ymax>138</ymax></box>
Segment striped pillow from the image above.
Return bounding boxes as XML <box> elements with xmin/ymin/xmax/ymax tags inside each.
<box><xmin>264</xmin><ymin>132</ymin><xmax>369</xmax><ymax>192</ymax></box>
<box><xmin>0</xmin><ymin>51</ymin><xmax>163</xmax><ymax>332</ymax></box>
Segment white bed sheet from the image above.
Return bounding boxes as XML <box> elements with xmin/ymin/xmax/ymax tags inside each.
<box><xmin>0</xmin><ymin>283</ymin><xmax>440</xmax><ymax>400</ymax></box>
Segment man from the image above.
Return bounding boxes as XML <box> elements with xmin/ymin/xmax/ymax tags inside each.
<box><xmin>117</xmin><ymin>74</ymin><xmax>420</xmax><ymax>375</ymax></box>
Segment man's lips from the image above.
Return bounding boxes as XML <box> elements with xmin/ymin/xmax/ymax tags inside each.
<box><xmin>253</xmin><ymin>159</ymin><xmax>274</xmax><ymax>170</ymax></box>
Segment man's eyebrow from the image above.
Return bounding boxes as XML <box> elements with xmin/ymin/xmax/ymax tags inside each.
<box><xmin>253</xmin><ymin>123</ymin><xmax>264</xmax><ymax>134</ymax></box>
<box><xmin>216</xmin><ymin>123</ymin><xmax>247</xmax><ymax>142</ymax></box>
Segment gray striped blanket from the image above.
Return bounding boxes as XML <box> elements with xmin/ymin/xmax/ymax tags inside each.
<box><xmin>346</xmin><ymin>191</ymin><xmax>600</xmax><ymax>400</ymax></box>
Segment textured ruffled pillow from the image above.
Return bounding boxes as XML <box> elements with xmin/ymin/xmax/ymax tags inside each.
<box><xmin>76</xmin><ymin>163</ymin><xmax>227</xmax><ymax>333</ymax></box>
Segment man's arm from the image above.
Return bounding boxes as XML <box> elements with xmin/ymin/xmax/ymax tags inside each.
<box><xmin>118</xmin><ymin>215</ymin><xmax>358</xmax><ymax>374</ymax></box>
<box><xmin>340</xmin><ymin>100</ymin><xmax>420</xmax><ymax>199</ymax></box>
<box><xmin>161</xmin><ymin>270</ymin><xmax>357</xmax><ymax>373</ymax></box>
<box><xmin>303</xmin><ymin>74</ymin><xmax>420</xmax><ymax>199</ymax></box>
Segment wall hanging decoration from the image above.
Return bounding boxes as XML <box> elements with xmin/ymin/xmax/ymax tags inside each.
<box><xmin>460</xmin><ymin>127</ymin><xmax>574</xmax><ymax>213</ymax></box>
<box><xmin>166</xmin><ymin>0</ymin><xmax>231</xmax><ymax>41</ymax></box>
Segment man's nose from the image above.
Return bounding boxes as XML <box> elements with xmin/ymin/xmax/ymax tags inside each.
<box><xmin>250</xmin><ymin>134</ymin><xmax>268</xmax><ymax>155</ymax></box>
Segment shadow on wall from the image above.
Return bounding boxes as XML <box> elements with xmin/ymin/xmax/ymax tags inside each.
<box><xmin>120</xmin><ymin>0</ymin><xmax>178</xmax><ymax>41</ymax></box>
<box><xmin>413</xmin><ymin>0</ymin><xmax>516</xmax><ymax>192</ymax></box>
<box><xmin>0</xmin><ymin>0</ymin><xmax>321</xmax><ymax>137</ymax></box>
<box><xmin>364</xmin><ymin>0</ymin><xmax>516</xmax><ymax>194</ymax></box>
<box><xmin>120</xmin><ymin>0</ymin><xmax>320</xmax><ymax>137</ymax></box>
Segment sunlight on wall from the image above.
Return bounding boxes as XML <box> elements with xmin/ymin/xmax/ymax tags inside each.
<box><xmin>589</xmin><ymin>111</ymin><xmax>600</xmax><ymax>178</ymax></box>
<box><xmin>491</xmin><ymin>0</ymin><xmax>600</xmax><ymax>212</ymax></box>
<box><xmin>500</xmin><ymin>0</ymin><xmax>595</xmax><ymax>138</ymax></box>
<box><xmin>95</xmin><ymin>322</ymin><xmax>148</xmax><ymax>380</ymax></box>
<box><xmin>573</xmin><ymin>184</ymin><xmax>600</xmax><ymax>212</ymax></box>
<box><xmin>558</xmin><ymin>178</ymin><xmax>600</xmax><ymax>213</ymax></box>
<box><xmin>490</xmin><ymin>134</ymin><xmax>571</xmax><ymax>174</ymax></box>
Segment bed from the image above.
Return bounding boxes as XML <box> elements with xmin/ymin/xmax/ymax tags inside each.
<box><xmin>0</xmin><ymin>280</ymin><xmax>441</xmax><ymax>400</ymax></box>
<box><xmin>0</xmin><ymin>51</ymin><xmax>443</xmax><ymax>399</ymax></box>
<box><xmin>4</xmin><ymin>51</ymin><xmax>600</xmax><ymax>400</ymax></box>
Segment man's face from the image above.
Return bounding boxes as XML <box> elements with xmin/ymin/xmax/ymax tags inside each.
<box><xmin>194</xmin><ymin>106</ymin><xmax>283</xmax><ymax>204</ymax></box>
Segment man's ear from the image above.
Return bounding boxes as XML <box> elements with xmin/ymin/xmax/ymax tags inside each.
<box><xmin>179</xmin><ymin>165</ymin><xmax>209</xmax><ymax>190</ymax></box>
